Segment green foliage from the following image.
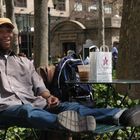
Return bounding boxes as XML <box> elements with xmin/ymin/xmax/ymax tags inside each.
<box><xmin>0</xmin><ymin>127</ymin><xmax>34</xmax><ymax>140</ymax></box>
<box><xmin>91</xmin><ymin>83</ymin><xmax>140</xmax><ymax>140</ymax></box>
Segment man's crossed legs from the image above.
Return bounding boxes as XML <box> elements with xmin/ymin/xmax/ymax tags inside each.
<box><xmin>0</xmin><ymin>102</ymin><xmax>140</xmax><ymax>133</ymax></box>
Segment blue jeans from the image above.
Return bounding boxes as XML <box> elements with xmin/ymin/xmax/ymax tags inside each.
<box><xmin>0</xmin><ymin>102</ymin><xmax>121</xmax><ymax>129</ymax></box>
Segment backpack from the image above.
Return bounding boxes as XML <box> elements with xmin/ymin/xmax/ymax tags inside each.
<box><xmin>50</xmin><ymin>53</ymin><xmax>94</xmax><ymax>107</ymax></box>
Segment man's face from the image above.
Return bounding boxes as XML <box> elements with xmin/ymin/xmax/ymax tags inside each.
<box><xmin>0</xmin><ymin>25</ymin><xmax>13</xmax><ymax>51</ymax></box>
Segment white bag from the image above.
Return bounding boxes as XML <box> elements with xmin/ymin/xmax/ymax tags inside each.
<box><xmin>89</xmin><ymin>45</ymin><xmax>112</xmax><ymax>82</ymax></box>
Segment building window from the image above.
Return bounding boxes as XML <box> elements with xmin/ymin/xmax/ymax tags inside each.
<box><xmin>56</xmin><ymin>0</ymin><xmax>65</xmax><ymax>11</ymax></box>
<box><xmin>104</xmin><ymin>4</ymin><xmax>112</xmax><ymax>14</ymax></box>
<box><xmin>14</xmin><ymin>0</ymin><xmax>27</xmax><ymax>7</ymax></box>
<box><xmin>88</xmin><ymin>4</ymin><xmax>97</xmax><ymax>12</ymax></box>
<box><xmin>74</xmin><ymin>2</ymin><xmax>82</xmax><ymax>11</ymax></box>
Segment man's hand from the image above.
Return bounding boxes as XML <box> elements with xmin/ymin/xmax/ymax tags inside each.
<box><xmin>46</xmin><ymin>95</ymin><xmax>60</xmax><ymax>108</ymax></box>
<box><xmin>40</xmin><ymin>91</ymin><xmax>60</xmax><ymax>108</ymax></box>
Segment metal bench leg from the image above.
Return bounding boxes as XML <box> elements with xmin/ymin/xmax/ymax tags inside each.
<box><xmin>128</xmin><ymin>127</ymin><xmax>136</xmax><ymax>140</ymax></box>
<box><xmin>110</xmin><ymin>130</ymin><xmax>119</xmax><ymax>140</ymax></box>
<box><xmin>31</xmin><ymin>128</ymin><xmax>39</xmax><ymax>140</ymax></box>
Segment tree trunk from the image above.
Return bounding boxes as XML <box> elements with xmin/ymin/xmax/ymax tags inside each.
<box><xmin>116</xmin><ymin>0</ymin><xmax>140</xmax><ymax>99</ymax></box>
<box><xmin>5</xmin><ymin>0</ymin><xmax>19</xmax><ymax>54</ymax></box>
<box><xmin>34</xmin><ymin>0</ymin><xmax>49</xmax><ymax>68</ymax></box>
<box><xmin>98</xmin><ymin>0</ymin><xmax>105</xmax><ymax>47</ymax></box>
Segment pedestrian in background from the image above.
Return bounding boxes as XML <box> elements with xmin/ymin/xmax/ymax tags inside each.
<box><xmin>112</xmin><ymin>41</ymin><xmax>119</xmax><ymax>69</ymax></box>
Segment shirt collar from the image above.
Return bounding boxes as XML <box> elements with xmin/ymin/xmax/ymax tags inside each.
<box><xmin>0</xmin><ymin>50</ymin><xmax>16</xmax><ymax>57</ymax></box>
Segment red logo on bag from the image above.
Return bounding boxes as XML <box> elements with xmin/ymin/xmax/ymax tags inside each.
<box><xmin>103</xmin><ymin>56</ymin><xmax>108</xmax><ymax>65</ymax></box>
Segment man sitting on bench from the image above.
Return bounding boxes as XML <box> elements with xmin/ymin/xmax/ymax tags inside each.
<box><xmin>0</xmin><ymin>17</ymin><xmax>139</xmax><ymax>133</ymax></box>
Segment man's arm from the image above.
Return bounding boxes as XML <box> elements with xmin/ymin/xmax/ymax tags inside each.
<box><xmin>41</xmin><ymin>91</ymin><xmax>60</xmax><ymax>108</ymax></box>
<box><xmin>28</xmin><ymin>61</ymin><xmax>60</xmax><ymax>107</ymax></box>
<box><xmin>40</xmin><ymin>90</ymin><xmax>51</xmax><ymax>99</ymax></box>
